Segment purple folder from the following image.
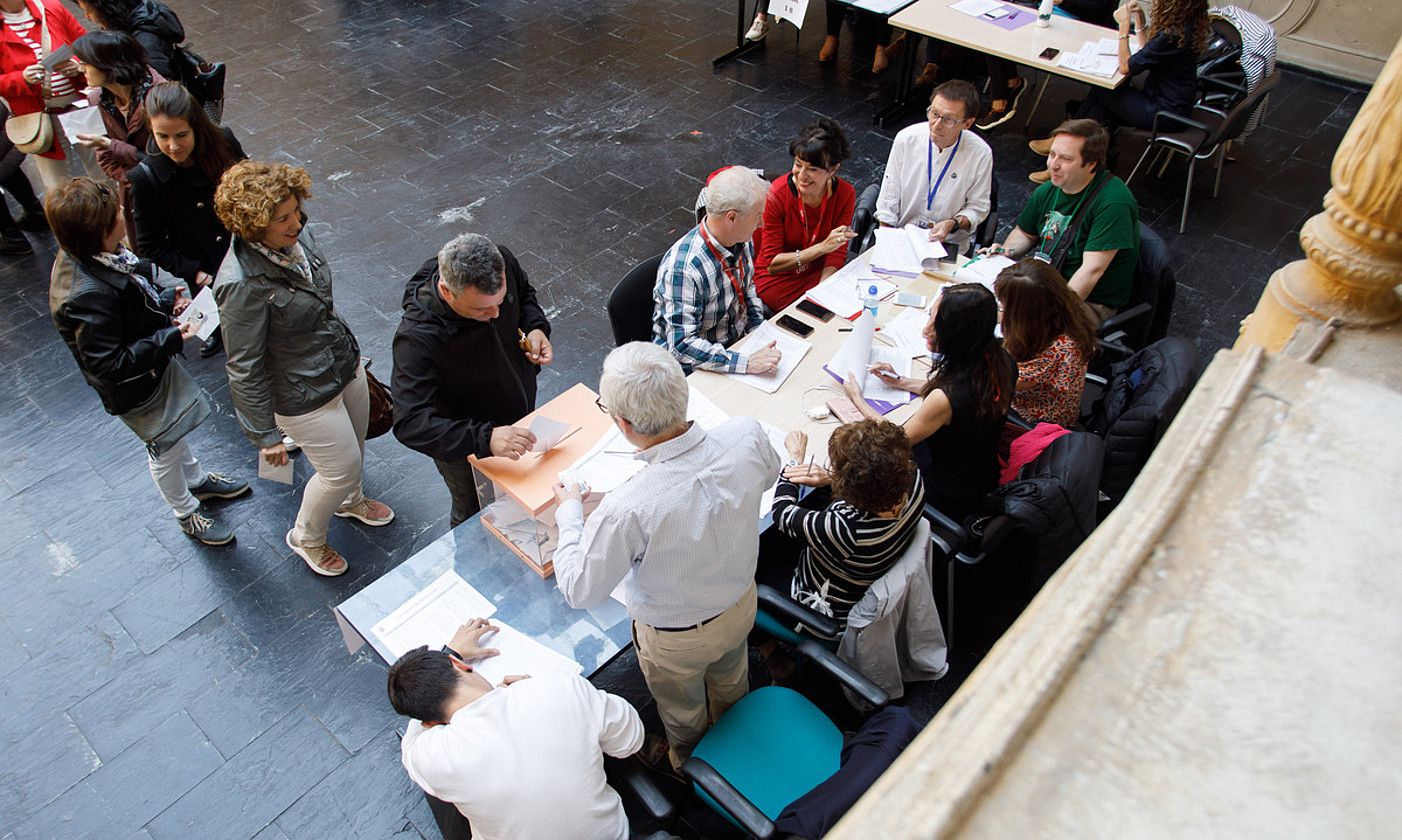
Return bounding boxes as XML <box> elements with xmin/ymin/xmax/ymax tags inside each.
<box><xmin>822</xmin><ymin>365</ymin><xmax>910</xmax><ymax>415</ymax></box>
<box><xmin>985</xmin><ymin>5</ymin><xmax>1035</xmax><ymax>31</ymax></box>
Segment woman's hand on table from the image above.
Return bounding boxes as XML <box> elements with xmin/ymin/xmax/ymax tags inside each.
<box><xmin>784</xmin><ymin>430</ymin><xmax>807</xmax><ymax>461</ymax></box>
<box><xmin>782</xmin><ymin>462</ymin><xmax>831</xmax><ymax>487</ymax></box>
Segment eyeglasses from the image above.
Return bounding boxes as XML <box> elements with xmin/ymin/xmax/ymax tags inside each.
<box><xmin>595</xmin><ymin>396</ymin><xmax>610</xmax><ymax>415</ymax></box>
<box><xmin>927</xmin><ymin>111</ymin><xmax>967</xmax><ymax>128</ymax></box>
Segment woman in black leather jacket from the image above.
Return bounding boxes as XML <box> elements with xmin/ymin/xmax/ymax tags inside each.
<box><xmin>47</xmin><ymin>177</ymin><xmax>248</xmax><ymax>545</ymax></box>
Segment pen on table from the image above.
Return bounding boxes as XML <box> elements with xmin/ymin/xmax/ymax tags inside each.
<box><xmin>838</xmin><ymin>327</ymin><xmax>854</xmax><ymax>332</ymax></box>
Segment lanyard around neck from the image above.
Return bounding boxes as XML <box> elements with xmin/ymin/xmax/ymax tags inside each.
<box><xmin>698</xmin><ymin>221</ymin><xmax>748</xmax><ymax>303</ymax></box>
<box><xmin>927</xmin><ymin>133</ymin><xmax>962</xmax><ymax>212</ymax></box>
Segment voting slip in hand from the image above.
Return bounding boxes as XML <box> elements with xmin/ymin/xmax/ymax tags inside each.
<box><xmin>177</xmin><ymin>286</ymin><xmax>221</xmax><ymax>341</ymax></box>
<box><xmin>526</xmin><ymin>415</ymin><xmax>576</xmax><ymax>453</ymax></box>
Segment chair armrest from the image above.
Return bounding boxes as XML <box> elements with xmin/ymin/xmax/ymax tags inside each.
<box><xmin>922</xmin><ymin>502</ymin><xmax>965</xmax><ymax>542</ymax></box>
<box><xmin>973</xmin><ymin>514</ymin><xmax>1015</xmax><ymax>556</ymax></box>
<box><xmin>681</xmin><ymin>757</ymin><xmax>777</xmax><ymax>840</ymax></box>
<box><xmin>757</xmin><ymin>584</ymin><xmax>841</xmax><ymax>639</ymax></box>
<box><xmin>1006</xmin><ymin>412</ymin><xmax>1034</xmax><ymax>432</ymax></box>
<box><xmin>1150</xmin><ymin>109</ymin><xmax>1212</xmax><ymax>136</ymax></box>
<box><xmin>794</xmin><ymin>637</ymin><xmax>890</xmax><ymax>709</ymax></box>
<box><xmin>607</xmin><ymin>757</ymin><xmax>675</xmax><ymax>827</ymax></box>
<box><xmin>1098</xmin><ymin>302</ymin><xmax>1151</xmax><ymax>337</ymax></box>
<box><xmin>1199</xmin><ymin>73</ymin><xmax>1248</xmax><ymax>97</ymax></box>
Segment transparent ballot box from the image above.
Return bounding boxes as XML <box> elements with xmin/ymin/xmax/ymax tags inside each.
<box><xmin>467</xmin><ymin>383</ymin><xmax>614</xmax><ymax>577</ymax></box>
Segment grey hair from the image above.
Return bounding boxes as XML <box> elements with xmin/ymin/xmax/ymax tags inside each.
<box><xmin>437</xmin><ymin>233</ymin><xmax>504</xmax><ymax>294</ymax></box>
<box><xmin>600</xmin><ymin>342</ymin><xmax>688</xmax><ymax>437</ymax></box>
<box><xmin>702</xmin><ymin>166</ymin><xmax>767</xmax><ymax>216</ymax></box>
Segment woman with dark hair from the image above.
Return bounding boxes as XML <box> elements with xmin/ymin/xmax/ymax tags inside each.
<box><xmin>767</xmin><ymin>419</ymin><xmax>926</xmax><ymax>634</ymax></box>
<box><xmin>47</xmin><ymin>176</ymin><xmax>248</xmax><ymax>545</ymax></box>
<box><xmin>753</xmin><ymin>117</ymin><xmax>856</xmax><ymax>312</ymax></box>
<box><xmin>994</xmin><ymin>258</ymin><xmax>1097</xmax><ymax>427</ymax></box>
<box><xmin>128</xmin><ymin>80</ymin><xmax>244</xmax><ymax>356</ymax></box>
<box><xmin>1029</xmin><ymin>0</ymin><xmax>1209</xmax><ymax>177</ymax></box>
<box><xmin>75</xmin><ymin>0</ymin><xmax>183</xmax><ymax>80</ymax></box>
<box><xmin>214</xmin><ymin>161</ymin><xmax>395</xmax><ymax>577</ymax></box>
<box><xmin>843</xmin><ymin>283</ymin><xmax>1016</xmax><ymax>521</ymax></box>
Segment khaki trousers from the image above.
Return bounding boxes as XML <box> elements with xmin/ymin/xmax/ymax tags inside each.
<box><xmin>634</xmin><ymin>583</ymin><xmax>757</xmax><ymax>771</ymax></box>
<box><xmin>275</xmin><ymin>363</ymin><xmax>369</xmax><ymax>547</ymax></box>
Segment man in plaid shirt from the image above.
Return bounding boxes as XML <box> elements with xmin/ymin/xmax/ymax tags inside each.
<box><xmin>651</xmin><ymin>166</ymin><xmax>782</xmax><ymax>375</ymax></box>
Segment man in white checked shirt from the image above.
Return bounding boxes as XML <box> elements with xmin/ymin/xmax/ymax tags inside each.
<box><xmin>552</xmin><ymin>342</ymin><xmax>782</xmax><ymax>774</ymax></box>
<box><xmin>651</xmin><ymin>165</ymin><xmax>781</xmax><ymax>375</ymax></box>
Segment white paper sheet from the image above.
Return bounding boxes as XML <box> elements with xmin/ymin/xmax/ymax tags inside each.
<box><xmin>371</xmin><ymin>570</ymin><xmax>499</xmax><ymax>659</ymax></box>
<box><xmin>724</xmin><ymin>321</ymin><xmax>811</xmax><ymax>394</ymax></box>
<box><xmin>687</xmin><ymin>383</ymin><xmax>731</xmax><ymax>430</ymax></box>
<box><xmin>56</xmin><ymin>105</ymin><xmax>106</xmax><ymax>143</ymax></box>
<box><xmin>527</xmin><ymin>415</ymin><xmax>572</xmax><ymax>453</ymax></box>
<box><xmin>952</xmin><ymin>254</ymin><xmax>1016</xmax><ymax>291</ymax></box>
<box><xmin>768</xmin><ymin>0</ymin><xmax>809</xmax><ymax>28</ymax></box>
<box><xmin>258</xmin><ymin>455</ymin><xmax>294</xmax><ymax>484</ymax></box>
<box><xmin>471</xmin><ymin>622</ymin><xmax>583</xmax><ymax>683</ymax></box>
<box><xmin>1059</xmin><ymin>49</ymin><xmax>1119</xmax><ymax>78</ymax></box>
<box><xmin>825</xmin><ymin>312</ymin><xmax>914</xmax><ymax>405</ymax></box>
<box><xmin>803</xmin><ymin>273</ymin><xmax>864</xmax><ymax>319</ymax></box>
<box><xmin>871</xmin><ymin>225</ymin><xmax>947</xmax><ymax>275</ymax></box>
<box><xmin>949</xmin><ymin>0</ymin><xmax>1002</xmax><ymax>17</ymax></box>
<box><xmin>176</xmin><ymin>286</ymin><xmax>220</xmax><ymax>341</ymax></box>
<box><xmin>865</xmin><ymin>347</ymin><xmax>914</xmax><ymax>403</ymax></box>
<box><xmin>878</xmin><ymin>306</ymin><xmax>931</xmax><ymax>358</ymax></box>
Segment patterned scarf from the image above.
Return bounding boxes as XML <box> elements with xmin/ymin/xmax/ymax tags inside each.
<box><xmin>248</xmin><ymin>239</ymin><xmax>312</xmax><ymax>282</ymax></box>
<box><xmin>95</xmin><ymin>246</ymin><xmax>161</xmax><ymax>305</ymax></box>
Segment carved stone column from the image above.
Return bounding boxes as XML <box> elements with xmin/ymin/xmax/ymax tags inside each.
<box><xmin>1237</xmin><ymin>35</ymin><xmax>1402</xmax><ymax>352</ymax></box>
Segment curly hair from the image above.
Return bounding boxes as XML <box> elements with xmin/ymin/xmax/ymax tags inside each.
<box><xmin>214</xmin><ymin>161</ymin><xmax>313</xmax><ymax>242</ymax></box>
<box><xmin>1147</xmin><ymin>0</ymin><xmax>1210</xmax><ymax>53</ymax></box>
<box><xmin>827</xmin><ymin>419</ymin><xmax>916</xmax><ymax>515</ymax></box>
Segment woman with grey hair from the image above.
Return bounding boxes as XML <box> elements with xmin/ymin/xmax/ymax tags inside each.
<box><xmin>214</xmin><ymin>161</ymin><xmax>395</xmax><ymax>577</ymax></box>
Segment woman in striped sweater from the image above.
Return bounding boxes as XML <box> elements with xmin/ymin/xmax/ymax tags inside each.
<box><xmin>769</xmin><ymin>419</ymin><xmax>926</xmax><ymax>636</ymax></box>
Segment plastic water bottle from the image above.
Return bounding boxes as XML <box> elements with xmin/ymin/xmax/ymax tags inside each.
<box><xmin>862</xmin><ymin>284</ymin><xmax>881</xmax><ymax>319</ymax></box>
<box><xmin>1037</xmin><ymin>0</ymin><xmax>1053</xmax><ymax>27</ymax></box>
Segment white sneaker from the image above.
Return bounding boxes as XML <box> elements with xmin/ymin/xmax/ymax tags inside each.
<box><xmin>745</xmin><ymin>14</ymin><xmax>771</xmax><ymax>42</ymax></box>
<box><xmin>280</xmin><ymin>432</ymin><xmax>300</xmax><ymax>453</ymax></box>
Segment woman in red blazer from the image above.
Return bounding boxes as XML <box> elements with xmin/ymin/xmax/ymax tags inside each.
<box><xmin>0</xmin><ymin>0</ymin><xmax>87</xmax><ymax>187</ymax></box>
<box><xmin>753</xmin><ymin>118</ymin><xmax>858</xmax><ymax>313</ymax></box>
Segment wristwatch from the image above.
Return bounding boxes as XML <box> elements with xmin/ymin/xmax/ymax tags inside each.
<box><xmin>440</xmin><ymin>645</ymin><xmax>463</xmax><ymax>661</ymax></box>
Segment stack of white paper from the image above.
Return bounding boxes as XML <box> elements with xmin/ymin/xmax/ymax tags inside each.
<box><xmin>878</xmin><ymin>307</ymin><xmax>931</xmax><ymax>358</ymax></box>
<box><xmin>803</xmin><ymin>274</ymin><xmax>864</xmax><ymax>319</ymax></box>
<box><xmin>372</xmin><ymin>570</ymin><xmax>498</xmax><ymax>659</ymax></box>
<box><xmin>952</xmin><ymin>254</ymin><xmax>1016</xmax><ymax>291</ymax></box>
<box><xmin>471</xmin><ymin>622</ymin><xmax>584</xmax><ymax>683</ymax></box>
<box><xmin>826</xmin><ymin>313</ymin><xmax>914</xmax><ymax>407</ymax></box>
<box><xmin>724</xmin><ymin>321</ymin><xmax>812</xmax><ymax>394</ymax></box>
<box><xmin>871</xmin><ymin>225</ymin><xmax>947</xmax><ymax>276</ymax></box>
<box><xmin>1059</xmin><ymin>43</ymin><xmax>1120</xmax><ymax>78</ymax></box>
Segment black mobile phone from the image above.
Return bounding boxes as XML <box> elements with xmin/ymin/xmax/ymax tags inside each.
<box><xmin>795</xmin><ymin>298</ymin><xmax>834</xmax><ymax>322</ymax></box>
<box><xmin>775</xmin><ymin>314</ymin><xmax>814</xmax><ymax>338</ymax></box>
<box><xmin>1039</xmin><ymin>47</ymin><xmax>1060</xmax><ymax>60</ymax></box>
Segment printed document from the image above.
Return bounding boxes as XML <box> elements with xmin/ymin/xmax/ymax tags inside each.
<box><xmin>824</xmin><ymin>313</ymin><xmax>914</xmax><ymax>411</ymax></box>
<box><xmin>871</xmin><ymin>225</ymin><xmax>947</xmax><ymax>276</ymax></box>
<box><xmin>372</xmin><ymin>570</ymin><xmax>498</xmax><ymax>659</ymax></box>
<box><xmin>176</xmin><ymin>286</ymin><xmax>221</xmax><ymax>341</ymax></box>
<box><xmin>724</xmin><ymin>321</ymin><xmax>811</xmax><ymax>394</ymax></box>
<box><xmin>471</xmin><ymin>622</ymin><xmax>584</xmax><ymax>684</ymax></box>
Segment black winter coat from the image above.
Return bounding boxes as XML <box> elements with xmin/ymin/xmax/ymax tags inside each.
<box><xmin>128</xmin><ymin>127</ymin><xmax>246</xmax><ymax>283</ymax></box>
<box><xmin>50</xmin><ymin>252</ymin><xmax>184</xmax><ymax>416</ymax></box>
<box><xmin>391</xmin><ymin>246</ymin><xmax>551</xmax><ymax>462</ymax></box>
<box><xmin>125</xmin><ymin>0</ymin><xmax>185</xmax><ymax>82</ymax></box>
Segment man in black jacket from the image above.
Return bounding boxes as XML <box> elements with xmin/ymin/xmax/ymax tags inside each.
<box><xmin>392</xmin><ymin>233</ymin><xmax>553</xmax><ymax>527</ymax></box>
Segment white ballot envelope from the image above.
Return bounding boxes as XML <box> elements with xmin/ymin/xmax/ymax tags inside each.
<box><xmin>527</xmin><ymin>415</ymin><xmax>573</xmax><ymax>453</ymax></box>
<box><xmin>56</xmin><ymin>105</ymin><xmax>107</xmax><ymax>143</ymax></box>
<box><xmin>258</xmin><ymin>455</ymin><xmax>294</xmax><ymax>485</ymax></box>
<box><xmin>177</xmin><ymin>286</ymin><xmax>221</xmax><ymax>341</ymax></box>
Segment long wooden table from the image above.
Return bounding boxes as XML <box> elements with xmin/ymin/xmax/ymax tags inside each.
<box><xmin>878</xmin><ymin>0</ymin><xmax>1126</xmax><ymax>128</ymax></box>
<box><xmin>689</xmin><ymin>249</ymin><xmax>957</xmax><ymax>457</ymax></box>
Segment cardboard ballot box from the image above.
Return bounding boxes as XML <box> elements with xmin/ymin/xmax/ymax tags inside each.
<box><xmin>468</xmin><ymin>383</ymin><xmax>614</xmax><ymax>577</ymax></box>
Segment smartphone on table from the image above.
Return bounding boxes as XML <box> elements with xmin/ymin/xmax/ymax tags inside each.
<box><xmin>796</xmin><ymin>298</ymin><xmax>835</xmax><ymax>322</ymax></box>
<box><xmin>775</xmin><ymin>314</ymin><xmax>815</xmax><ymax>338</ymax></box>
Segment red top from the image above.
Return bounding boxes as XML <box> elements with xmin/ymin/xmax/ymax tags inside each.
<box><xmin>0</xmin><ymin>0</ymin><xmax>87</xmax><ymax>160</ymax></box>
<box><xmin>753</xmin><ymin>173</ymin><xmax>856</xmax><ymax>312</ymax></box>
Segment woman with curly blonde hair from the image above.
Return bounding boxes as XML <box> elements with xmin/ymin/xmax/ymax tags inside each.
<box><xmin>213</xmin><ymin>160</ymin><xmax>394</xmax><ymax>576</ymax></box>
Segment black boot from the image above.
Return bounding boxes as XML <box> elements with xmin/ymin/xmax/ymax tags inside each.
<box><xmin>16</xmin><ymin>205</ymin><xmax>46</xmax><ymax>232</ymax></box>
<box><xmin>1</xmin><ymin>167</ymin><xmax>45</xmax><ymax>231</ymax></box>
<box><xmin>0</xmin><ymin>231</ymin><xmax>32</xmax><ymax>255</ymax></box>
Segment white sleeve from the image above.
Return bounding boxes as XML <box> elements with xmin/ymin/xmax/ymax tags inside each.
<box><xmin>874</xmin><ymin>134</ymin><xmax>909</xmax><ymax>226</ymax></box>
<box><xmin>592</xmin><ymin>683</ymin><xmax>645</xmax><ymax>759</ymax></box>
<box><xmin>956</xmin><ymin>144</ymin><xmax>993</xmax><ymax>229</ymax></box>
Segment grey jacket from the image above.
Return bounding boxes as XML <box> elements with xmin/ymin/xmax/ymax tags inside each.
<box><xmin>214</xmin><ymin>227</ymin><xmax>359</xmax><ymax>447</ymax></box>
<box><xmin>836</xmin><ymin>519</ymin><xmax>948</xmax><ymax>706</ymax></box>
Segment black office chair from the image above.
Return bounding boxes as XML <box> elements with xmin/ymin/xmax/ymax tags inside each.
<box><xmin>1081</xmin><ymin>336</ymin><xmax>1200</xmax><ymax>516</ymax></box>
<box><xmin>923</xmin><ymin>430</ymin><xmax>1104</xmax><ymax>651</ymax></box>
<box><xmin>1095</xmin><ymin>223</ymin><xmax>1176</xmax><ymax>365</ymax></box>
<box><xmin>848</xmin><ymin>183</ymin><xmax>880</xmax><ymax>259</ymax></box>
<box><xmin>607</xmin><ymin>254</ymin><xmax>664</xmax><ymax>346</ymax></box>
<box><xmin>973</xmin><ymin>176</ymin><xmax>1000</xmax><ymax>250</ymax></box>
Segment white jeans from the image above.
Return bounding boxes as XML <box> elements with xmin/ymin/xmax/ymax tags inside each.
<box><xmin>275</xmin><ymin>363</ymin><xmax>369</xmax><ymax>547</ymax></box>
<box><xmin>148</xmin><ymin>437</ymin><xmax>205</xmax><ymax>519</ymax></box>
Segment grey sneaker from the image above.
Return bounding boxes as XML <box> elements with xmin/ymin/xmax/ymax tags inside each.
<box><xmin>189</xmin><ymin>472</ymin><xmax>251</xmax><ymax>500</ymax></box>
<box><xmin>178</xmin><ymin>508</ymin><xmax>235</xmax><ymax>545</ymax></box>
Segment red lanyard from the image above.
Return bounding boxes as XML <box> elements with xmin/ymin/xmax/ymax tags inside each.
<box><xmin>699</xmin><ymin>221</ymin><xmax>748</xmax><ymax>302</ymax></box>
<box><xmin>794</xmin><ymin>176</ymin><xmax>828</xmax><ymax>250</ymax></box>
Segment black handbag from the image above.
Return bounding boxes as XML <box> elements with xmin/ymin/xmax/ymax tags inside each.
<box><xmin>173</xmin><ymin>44</ymin><xmax>226</xmax><ymax>124</ymax></box>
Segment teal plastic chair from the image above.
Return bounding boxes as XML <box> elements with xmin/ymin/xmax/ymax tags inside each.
<box><xmin>681</xmin><ymin>591</ymin><xmax>887</xmax><ymax>839</ymax></box>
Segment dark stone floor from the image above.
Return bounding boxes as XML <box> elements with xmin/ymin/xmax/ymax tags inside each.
<box><xmin>0</xmin><ymin>1</ymin><xmax>1364</xmax><ymax>837</ymax></box>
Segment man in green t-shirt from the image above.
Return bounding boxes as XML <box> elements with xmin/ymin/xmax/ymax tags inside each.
<box><xmin>990</xmin><ymin>119</ymin><xmax>1140</xmax><ymax>324</ymax></box>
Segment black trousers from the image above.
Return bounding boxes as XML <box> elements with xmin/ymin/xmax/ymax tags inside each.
<box><xmin>434</xmin><ymin>456</ymin><xmax>481</xmax><ymax>528</ymax></box>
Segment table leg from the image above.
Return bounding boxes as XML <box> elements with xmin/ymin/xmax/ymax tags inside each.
<box><xmin>714</xmin><ymin>0</ymin><xmax>766</xmax><ymax>67</ymax></box>
<box><xmin>1023</xmin><ymin>70</ymin><xmax>1051</xmax><ymax>129</ymax></box>
<box><xmin>875</xmin><ymin>32</ymin><xmax>921</xmax><ymax>129</ymax></box>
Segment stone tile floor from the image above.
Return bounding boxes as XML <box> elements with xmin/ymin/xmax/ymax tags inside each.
<box><xmin>0</xmin><ymin>0</ymin><xmax>1365</xmax><ymax>837</ymax></box>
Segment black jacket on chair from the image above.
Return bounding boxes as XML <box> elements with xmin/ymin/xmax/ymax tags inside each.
<box><xmin>50</xmin><ymin>252</ymin><xmax>183</xmax><ymax>416</ymax></box>
<box><xmin>991</xmin><ymin>430</ymin><xmax>1105</xmax><ymax>576</ymax></box>
<box><xmin>128</xmin><ymin>128</ymin><xmax>246</xmax><ymax>282</ymax></box>
<box><xmin>391</xmin><ymin>246</ymin><xmax>551</xmax><ymax>462</ymax></box>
